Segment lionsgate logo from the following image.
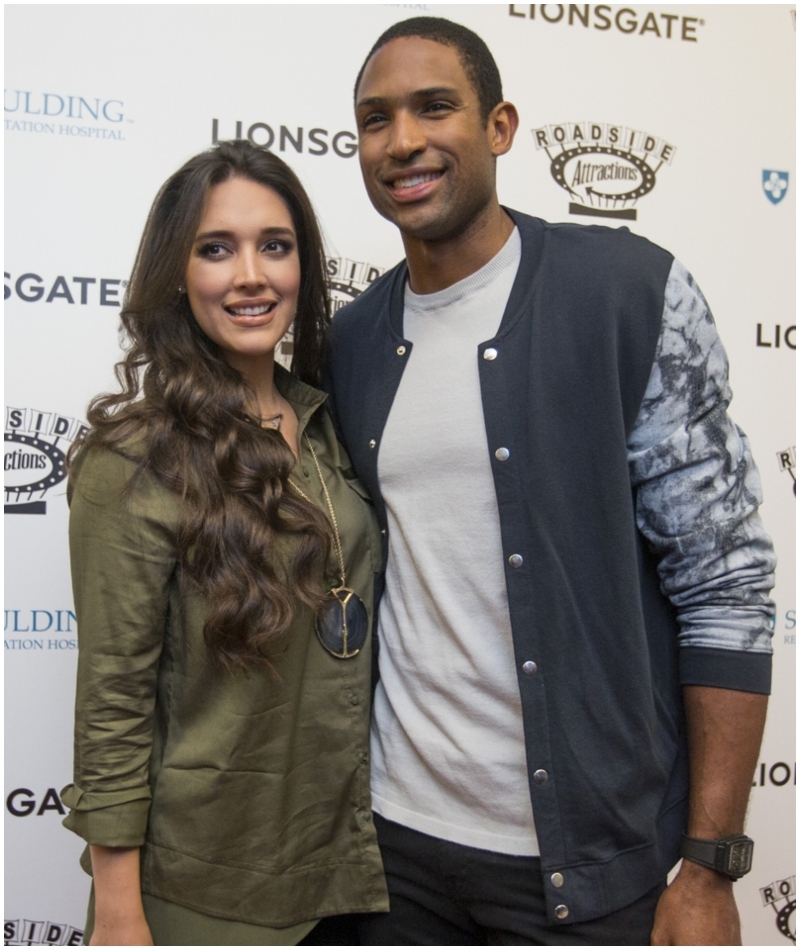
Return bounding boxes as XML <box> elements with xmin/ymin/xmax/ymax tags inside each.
<box><xmin>4</xmin><ymin>918</ymin><xmax>83</xmax><ymax>946</ymax></box>
<box><xmin>532</xmin><ymin>122</ymin><xmax>675</xmax><ymax>220</ymax></box>
<box><xmin>5</xmin><ymin>407</ymin><xmax>87</xmax><ymax>515</ymax></box>
<box><xmin>4</xmin><ymin>89</ymin><xmax>130</xmax><ymax>141</ymax></box>
<box><xmin>760</xmin><ymin>876</ymin><xmax>796</xmax><ymax>944</ymax></box>
<box><xmin>5</xmin><ymin>271</ymin><xmax>126</xmax><ymax>307</ymax></box>
<box><xmin>212</xmin><ymin>119</ymin><xmax>356</xmax><ymax>159</ymax></box>
<box><xmin>509</xmin><ymin>5</ymin><xmax>704</xmax><ymax>42</ymax></box>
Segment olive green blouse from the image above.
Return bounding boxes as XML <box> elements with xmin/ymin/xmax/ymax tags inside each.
<box><xmin>61</xmin><ymin>368</ymin><xmax>388</xmax><ymax>929</ymax></box>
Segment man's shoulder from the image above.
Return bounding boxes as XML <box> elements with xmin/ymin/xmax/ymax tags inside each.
<box><xmin>511</xmin><ymin>208</ymin><xmax>673</xmax><ymax>264</ymax></box>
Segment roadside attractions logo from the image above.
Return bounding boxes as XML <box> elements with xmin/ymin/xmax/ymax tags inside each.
<box><xmin>5</xmin><ymin>408</ymin><xmax>87</xmax><ymax>515</ymax></box>
<box><xmin>532</xmin><ymin>122</ymin><xmax>675</xmax><ymax>220</ymax></box>
<box><xmin>508</xmin><ymin>5</ymin><xmax>705</xmax><ymax>42</ymax></box>
<box><xmin>277</xmin><ymin>257</ymin><xmax>385</xmax><ymax>363</ymax></box>
<box><xmin>4</xmin><ymin>89</ymin><xmax>130</xmax><ymax>141</ymax></box>
<box><xmin>327</xmin><ymin>257</ymin><xmax>385</xmax><ymax>313</ymax></box>
<box><xmin>777</xmin><ymin>446</ymin><xmax>796</xmax><ymax>495</ymax></box>
<box><xmin>4</xmin><ymin>918</ymin><xmax>83</xmax><ymax>947</ymax></box>
<box><xmin>760</xmin><ymin>876</ymin><xmax>796</xmax><ymax>944</ymax></box>
<box><xmin>212</xmin><ymin>119</ymin><xmax>356</xmax><ymax>158</ymax></box>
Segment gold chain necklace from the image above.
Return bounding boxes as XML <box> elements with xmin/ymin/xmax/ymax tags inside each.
<box><xmin>288</xmin><ymin>434</ymin><xmax>346</xmax><ymax>588</ymax></box>
<box><xmin>287</xmin><ymin>434</ymin><xmax>368</xmax><ymax>659</ymax></box>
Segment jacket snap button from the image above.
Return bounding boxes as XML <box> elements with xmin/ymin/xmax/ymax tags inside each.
<box><xmin>483</xmin><ymin>348</ymin><xmax>498</xmax><ymax>360</ymax></box>
<box><xmin>397</xmin><ymin>345</ymin><xmax>406</xmax><ymax>356</ymax></box>
<box><xmin>494</xmin><ymin>447</ymin><xmax>510</xmax><ymax>461</ymax></box>
<box><xmin>555</xmin><ymin>904</ymin><xmax>569</xmax><ymax>920</ymax></box>
<box><xmin>533</xmin><ymin>769</ymin><xmax>548</xmax><ymax>785</ymax></box>
<box><xmin>508</xmin><ymin>554</ymin><xmax>523</xmax><ymax>568</ymax></box>
<box><xmin>368</xmin><ymin>440</ymin><xmax>376</xmax><ymax>449</ymax></box>
<box><xmin>550</xmin><ymin>872</ymin><xmax>564</xmax><ymax>888</ymax></box>
<box><xmin>522</xmin><ymin>660</ymin><xmax>537</xmax><ymax>675</ymax></box>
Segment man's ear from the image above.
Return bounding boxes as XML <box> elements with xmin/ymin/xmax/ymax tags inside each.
<box><xmin>488</xmin><ymin>101</ymin><xmax>519</xmax><ymax>157</ymax></box>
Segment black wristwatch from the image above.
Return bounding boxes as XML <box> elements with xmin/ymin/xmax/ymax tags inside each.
<box><xmin>680</xmin><ymin>833</ymin><xmax>754</xmax><ymax>881</ymax></box>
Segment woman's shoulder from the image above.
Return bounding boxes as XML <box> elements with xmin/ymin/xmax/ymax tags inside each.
<box><xmin>68</xmin><ymin>437</ymin><xmax>175</xmax><ymax>518</ymax></box>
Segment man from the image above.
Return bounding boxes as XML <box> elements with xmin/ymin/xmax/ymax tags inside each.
<box><xmin>326</xmin><ymin>16</ymin><xmax>776</xmax><ymax>946</ymax></box>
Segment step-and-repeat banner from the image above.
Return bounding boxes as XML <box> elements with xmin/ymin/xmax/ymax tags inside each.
<box><xmin>5</xmin><ymin>5</ymin><xmax>795</xmax><ymax>946</ymax></box>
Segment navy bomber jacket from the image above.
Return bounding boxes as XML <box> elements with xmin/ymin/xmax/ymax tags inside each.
<box><xmin>325</xmin><ymin>210</ymin><xmax>775</xmax><ymax>924</ymax></box>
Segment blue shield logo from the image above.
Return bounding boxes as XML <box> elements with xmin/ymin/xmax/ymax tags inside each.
<box><xmin>763</xmin><ymin>170</ymin><xmax>789</xmax><ymax>205</ymax></box>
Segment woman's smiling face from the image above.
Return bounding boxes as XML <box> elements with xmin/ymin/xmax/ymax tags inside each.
<box><xmin>185</xmin><ymin>176</ymin><xmax>301</xmax><ymax>371</ymax></box>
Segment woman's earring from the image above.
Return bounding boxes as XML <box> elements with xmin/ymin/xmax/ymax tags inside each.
<box><xmin>177</xmin><ymin>284</ymin><xmax>185</xmax><ymax>294</ymax></box>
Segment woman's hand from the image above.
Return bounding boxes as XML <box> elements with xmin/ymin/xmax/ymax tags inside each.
<box><xmin>88</xmin><ymin>846</ymin><xmax>153</xmax><ymax>946</ymax></box>
<box><xmin>90</xmin><ymin>914</ymin><xmax>153</xmax><ymax>946</ymax></box>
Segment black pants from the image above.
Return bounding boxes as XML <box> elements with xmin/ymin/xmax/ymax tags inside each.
<box><xmin>358</xmin><ymin>814</ymin><xmax>665</xmax><ymax>946</ymax></box>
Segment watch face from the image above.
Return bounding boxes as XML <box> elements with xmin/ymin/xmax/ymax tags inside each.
<box><xmin>726</xmin><ymin>840</ymin><xmax>753</xmax><ymax>875</ymax></box>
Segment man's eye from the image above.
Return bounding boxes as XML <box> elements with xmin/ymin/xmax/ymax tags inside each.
<box><xmin>425</xmin><ymin>101</ymin><xmax>452</xmax><ymax>114</ymax></box>
<box><xmin>361</xmin><ymin>113</ymin><xmax>388</xmax><ymax>129</ymax></box>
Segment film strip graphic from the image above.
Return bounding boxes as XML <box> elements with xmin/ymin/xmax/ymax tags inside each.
<box><xmin>4</xmin><ymin>919</ymin><xmax>83</xmax><ymax>947</ymax></box>
<box><xmin>761</xmin><ymin>876</ymin><xmax>796</xmax><ymax>944</ymax></box>
<box><xmin>4</xmin><ymin>408</ymin><xmax>87</xmax><ymax>515</ymax></box>
<box><xmin>532</xmin><ymin>122</ymin><xmax>676</xmax><ymax>220</ymax></box>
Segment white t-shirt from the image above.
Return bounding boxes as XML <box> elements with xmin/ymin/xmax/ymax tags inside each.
<box><xmin>371</xmin><ymin>228</ymin><xmax>539</xmax><ymax>856</ymax></box>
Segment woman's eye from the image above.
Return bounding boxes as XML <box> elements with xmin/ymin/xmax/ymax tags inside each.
<box><xmin>263</xmin><ymin>239</ymin><xmax>293</xmax><ymax>254</ymax></box>
<box><xmin>197</xmin><ymin>242</ymin><xmax>228</xmax><ymax>258</ymax></box>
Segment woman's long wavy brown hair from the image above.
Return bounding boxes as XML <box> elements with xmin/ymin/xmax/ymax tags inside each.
<box><xmin>74</xmin><ymin>140</ymin><xmax>334</xmax><ymax>670</ymax></box>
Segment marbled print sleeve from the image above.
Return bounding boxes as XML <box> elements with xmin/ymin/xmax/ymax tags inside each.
<box><xmin>628</xmin><ymin>259</ymin><xmax>776</xmax><ymax>678</ymax></box>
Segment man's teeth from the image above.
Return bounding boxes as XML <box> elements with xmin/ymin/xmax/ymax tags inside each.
<box><xmin>230</xmin><ymin>303</ymin><xmax>273</xmax><ymax>316</ymax></box>
<box><xmin>395</xmin><ymin>172</ymin><xmax>441</xmax><ymax>189</ymax></box>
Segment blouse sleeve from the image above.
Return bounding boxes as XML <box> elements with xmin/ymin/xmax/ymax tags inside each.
<box><xmin>61</xmin><ymin>447</ymin><xmax>178</xmax><ymax>846</ymax></box>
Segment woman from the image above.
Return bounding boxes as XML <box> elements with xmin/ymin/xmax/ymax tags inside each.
<box><xmin>62</xmin><ymin>140</ymin><xmax>387</xmax><ymax>945</ymax></box>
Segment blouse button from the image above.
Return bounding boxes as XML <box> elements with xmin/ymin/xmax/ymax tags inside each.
<box><xmin>483</xmin><ymin>348</ymin><xmax>498</xmax><ymax>361</ymax></box>
<box><xmin>368</xmin><ymin>440</ymin><xmax>376</xmax><ymax>449</ymax></box>
<box><xmin>495</xmin><ymin>447</ymin><xmax>510</xmax><ymax>461</ymax></box>
<box><xmin>508</xmin><ymin>554</ymin><xmax>524</xmax><ymax>569</ymax></box>
<box><xmin>397</xmin><ymin>345</ymin><xmax>407</xmax><ymax>356</ymax></box>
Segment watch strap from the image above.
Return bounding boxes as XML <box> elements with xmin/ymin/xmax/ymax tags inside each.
<box><xmin>680</xmin><ymin>834</ymin><xmax>754</xmax><ymax>881</ymax></box>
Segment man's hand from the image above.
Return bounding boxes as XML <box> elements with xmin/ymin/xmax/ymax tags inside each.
<box><xmin>651</xmin><ymin>860</ymin><xmax>741</xmax><ymax>946</ymax></box>
<box><xmin>651</xmin><ymin>685</ymin><xmax>768</xmax><ymax>944</ymax></box>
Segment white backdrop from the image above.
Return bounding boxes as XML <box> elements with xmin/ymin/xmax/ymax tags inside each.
<box><xmin>5</xmin><ymin>4</ymin><xmax>795</xmax><ymax>946</ymax></box>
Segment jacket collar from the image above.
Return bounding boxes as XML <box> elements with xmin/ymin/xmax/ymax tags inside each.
<box><xmin>384</xmin><ymin>209</ymin><xmax>546</xmax><ymax>342</ymax></box>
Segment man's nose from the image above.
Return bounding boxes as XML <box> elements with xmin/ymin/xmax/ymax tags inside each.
<box><xmin>387</xmin><ymin>110</ymin><xmax>426</xmax><ymax>161</ymax></box>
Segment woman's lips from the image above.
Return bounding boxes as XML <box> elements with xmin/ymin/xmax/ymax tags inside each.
<box><xmin>224</xmin><ymin>300</ymin><xmax>277</xmax><ymax>324</ymax></box>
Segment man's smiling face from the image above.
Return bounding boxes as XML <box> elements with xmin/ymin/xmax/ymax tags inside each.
<box><xmin>355</xmin><ymin>36</ymin><xmax>499</xmax><ymax>244</ymax></box>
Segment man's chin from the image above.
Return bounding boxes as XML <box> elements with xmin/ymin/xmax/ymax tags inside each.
<box><xmin>381</xmin><ymin>207</ymin><xmax>456</xmax><ymax>244</ymax></box>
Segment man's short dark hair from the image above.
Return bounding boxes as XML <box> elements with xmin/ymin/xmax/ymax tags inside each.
<box><xmin>354</xmin><ymin>16</ymin><xmax>504</xmax><ymax>124</ymax></box>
